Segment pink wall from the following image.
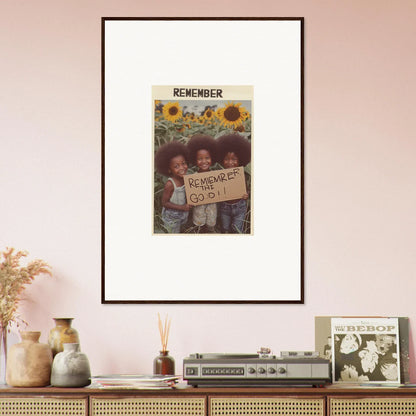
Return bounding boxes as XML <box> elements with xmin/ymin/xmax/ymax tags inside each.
<box><xmin>1</xmin><ymin>0</ymin><xmax>416</xmax><ymax>380</ymax></box>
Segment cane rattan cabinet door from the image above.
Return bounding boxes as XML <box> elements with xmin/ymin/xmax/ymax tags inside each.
<box><xmin>0</xmin><ymin>396</ymin><xmax>87</xmax><ymax>416</ymax></box>
<box><xmin>91</xmin><ymin>396</ymin><xmax>206</xmax><ymax>416</ymax></box>
<box><xmin>210</xmin><ymin>397</ymin><xmax>325</xmax><ymax>416</ymax></box>
<box><xmin>329</xmin><ymin>397</ymin><xmax>416</xmax><ymax>416</ymax></box>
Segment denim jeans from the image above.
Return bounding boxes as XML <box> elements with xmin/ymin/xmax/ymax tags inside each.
<box><xmin>219</xmin><ymin>199</ymin><xmax>247</xmax><ymax>233</ymax></box>
<box><xmin>192</xmin><ymin>203</ymin><xmax>217</xmax><ymax>227</ymax></box>
<box><xmin>162</xmin><ymin>208</ymin><xmax>189</xmax><ymax>233</ymax></box>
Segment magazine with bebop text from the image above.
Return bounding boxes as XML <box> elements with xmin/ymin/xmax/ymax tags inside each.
<box><xmin>331</xmin><ymin>317</ymin><xmax>401</xmax><ymax>384</ymax></box>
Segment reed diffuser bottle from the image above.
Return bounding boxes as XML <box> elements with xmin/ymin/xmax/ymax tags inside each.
<box><xmin>153</xmin><ymin>314</ymin><xmax>175</xmax><ymax>375</ymax></box>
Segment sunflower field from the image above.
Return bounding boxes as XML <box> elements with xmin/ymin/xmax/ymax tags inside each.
<box><xmin>154</xmin><ymin>100</ymin><xmax>252</xmax><ymax>234</ymax></box>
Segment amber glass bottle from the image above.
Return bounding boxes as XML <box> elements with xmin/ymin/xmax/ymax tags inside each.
<box><xmin>153</xmin><ymin>350</ymin><xmax>175</xmax><ymax>375</ymax></box>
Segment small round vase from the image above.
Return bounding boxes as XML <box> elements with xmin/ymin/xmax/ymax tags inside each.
<box><xmin>153</xmin><ymin>350</ymin><xmax>175</xmax><ymax>375</ymax></box>
<box><xmin>48</xmin><ymin>318</ymin><xmax>80</xmax><ymax>357</ymax></box>
<box><xmin>51</xmin><ymin>343</ymin><xmax>91</xmax><ymax>387</ymax></box>
<box><xmin>6</xmin><ymin>331</ymin><xmax>53</xmax><ymax>387</ymax></box>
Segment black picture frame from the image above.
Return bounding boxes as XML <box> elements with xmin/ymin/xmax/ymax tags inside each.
<box><xmin>102</xmin><ymin>17</ymin><xmax>304</xmax><ymax>304</ymax></box>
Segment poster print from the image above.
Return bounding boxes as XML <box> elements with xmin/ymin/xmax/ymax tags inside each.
<box><xmin>153</xmin><ymin>85</ymin><xmax>253</xmax><ymax>235</ymax></box>
<box><xmin>331</xmin><ymin>317</ymin><xmax>401</xmax><ymax>384</ymax></box>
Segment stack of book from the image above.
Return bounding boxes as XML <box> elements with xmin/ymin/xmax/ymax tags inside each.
<box><xmin>89</xmin><ymin>375</ymin><xmax>180</xmax><ymax>389</ymax></box>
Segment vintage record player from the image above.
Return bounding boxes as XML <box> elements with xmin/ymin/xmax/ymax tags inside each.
<box><xmin>183</xmin><ymin>349</ymin><xmax>331</xmax><ymax>387</ymax></box>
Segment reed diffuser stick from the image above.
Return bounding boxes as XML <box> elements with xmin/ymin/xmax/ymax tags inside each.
<box><xmin>158</xmin><ymin>313</ymin><xmax>171</xmax><ymax>352</ymax></box>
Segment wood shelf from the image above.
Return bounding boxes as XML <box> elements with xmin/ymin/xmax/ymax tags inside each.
<box><xmin>2</xmin><ymin>385</ymin><xmax>416</xmax><ymax>415</ymax></box>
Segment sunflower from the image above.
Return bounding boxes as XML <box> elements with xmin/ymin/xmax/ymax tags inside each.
<box><xmin>154</xmin><ymin>100</ymin><xmax>162</xmax><ymax>113</ymax></box>
<box><xmin>216</xmin><ymin>102</ymin><xmax>247</xmax><ymax>128</ymax></box>
<box><xmin>162</xmin><ymin>102</ymin><xmax>182</xmax><ymax>123</ymax></box>
<box><xmin>242</xmin><ymin>110</ymin><xmax>250</xmax><ymax>121</ymax></box>
<box><xmin>203</xmin><ymin>108</ymin><xmax>216</xmax><ymax>121</ymax></box>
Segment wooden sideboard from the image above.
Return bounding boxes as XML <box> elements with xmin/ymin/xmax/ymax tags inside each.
<box><xmin>1</xmin><ymin>385</ymin><xmax>416</xmax><ymax>416</ymax></box>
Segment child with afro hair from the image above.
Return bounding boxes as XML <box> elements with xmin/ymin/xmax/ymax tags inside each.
<box><xmin>216</xmin><ymin>133</ymin><xmax>251</xmax><ymax>233</ymax></box>
<box><xmin>155</xmin><ymin>141</ymin><xmax>192</xmax><ymax>233</ymax></box>
<box><xmin>187</xmin><ymin>134</ymin><xmax>218</xmax><ymax>232</ymax></box>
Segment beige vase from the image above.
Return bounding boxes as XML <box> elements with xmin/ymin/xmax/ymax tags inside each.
<box><xmin>48</xmin><ymin>318</ymin><xmax>80</xmax><ymax>356</ymax></box>
<box><xmin>6</xmin><ymin>331</ymin><xmax>53</xmax><ymax>387</ymax></box>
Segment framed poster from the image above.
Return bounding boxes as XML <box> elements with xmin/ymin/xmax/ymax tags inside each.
<box><xmin>102</xmin><ymin>17</ymin><xmax>304</xmax><ymax>303</ymax></box>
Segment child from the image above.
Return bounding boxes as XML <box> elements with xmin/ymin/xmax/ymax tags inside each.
<box><xmin>155</xmin><ymin>141</ymin><xmax>192</xmax><ymax>233</ymax></box>
<box><xmin>216</xmin><ymin>133</ymin><xmax>251</xmax><ymax>233</ymax></box>
<box><xmin>187</xmin><ymin>134</ymin><xmax>218</xmax><ymax>233</ymax></box>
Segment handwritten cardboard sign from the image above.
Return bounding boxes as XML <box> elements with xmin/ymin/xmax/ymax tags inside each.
<box><xmin>184</xmin><ymin>167</ymin><xmax>247</xmax><ymax>206</ymax></box>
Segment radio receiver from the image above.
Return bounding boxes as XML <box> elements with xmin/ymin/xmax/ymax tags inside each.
<box><xmin>183</xmin><ymin>350</ymin><xmax>330</xmax><ymax>387</ymax></box>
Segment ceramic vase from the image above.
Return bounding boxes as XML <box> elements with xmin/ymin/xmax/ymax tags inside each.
<box><xmin>48</xmin><ymin>318</ymin><xmax>80</xmax><ymax>357</ymax></box>
<box><xmin>153</xmin><ymin>350</ymin><xmax>175</xmax><ymax>375</ymax></box>
<box><xmin>51</xmin><ymin>343</ymin><xmax>91</xmax><ymax>387</ymax></box>
<box><xmin>6</xmin><ymin>331</ymin><xmax>52</xmax><ymax>387</ymax></box>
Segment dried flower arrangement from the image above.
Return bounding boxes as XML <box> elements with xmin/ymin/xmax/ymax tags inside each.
<box><xmin>158</xmin><ymin>313</ymin><xmax>171</xmax><ymax>352</ymax></box>
<box><xmin>0</xmin><ymin>247</ymin><xmax>52</xmax><ymax>333</ymax></box>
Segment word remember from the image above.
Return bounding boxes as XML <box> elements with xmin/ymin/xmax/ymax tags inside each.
<box><xmin>173</xmin><ymin>88</ymin><xmax>223</xmax><ymax>98</ymax></box>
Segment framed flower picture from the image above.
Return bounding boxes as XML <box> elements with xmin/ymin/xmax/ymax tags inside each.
<box><xmin>102</xmin><ymin>17</ymin><xmax>304</xmax><ymax>303</ymax></box>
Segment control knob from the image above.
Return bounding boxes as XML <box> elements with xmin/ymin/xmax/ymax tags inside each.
<box><xmin>258</xmin><ymin>367</ymin><xmax>266</xmax><ymax>374</ymax></box>
<box><xmin>278</xmin><ymin>367</ymin><xmax>286</xmax><ymax>374</ymax></box>
<box><xmin>248</xmin><ymin>367</ymin><xmax>256</xmax><ymax>374</ymax></box>
<box><xmin>268</xmin><ymin>367</ymin><xmax>276</xmax><ymax>374</ymax></box>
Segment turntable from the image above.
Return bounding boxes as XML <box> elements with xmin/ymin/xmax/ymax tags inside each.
<box><xmin>183</xmin><ymin>349</ymin><xmax>331</xmax><ymax>387</ymax></box>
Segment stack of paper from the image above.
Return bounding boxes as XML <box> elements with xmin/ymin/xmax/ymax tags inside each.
<box><xmin>89</xmin><ymin>375</ymin><xmax>180</xmax><ymax>389</ymax></box>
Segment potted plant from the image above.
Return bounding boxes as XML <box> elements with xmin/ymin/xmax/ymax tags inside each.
<box><xmin>0</xmin><ymin>247</ymin><xmax>51</xmax><ymax>382</ymax></box>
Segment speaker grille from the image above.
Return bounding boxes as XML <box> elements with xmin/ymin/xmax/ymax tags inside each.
<box><xmin>91</xmin><ymin>397</ymin><xmax>206</xmax><ymax>416</ymax></box>
<box><xmin>0</xmin><ymin>397</ymin><xmax>87</xmax><ymax>416</ymax></box>
<box><xmin>330</xmin><ymin>397</ymin><xmax>416</xmax><ymax>415</ymax></box>
<box><xmin>210</xmin><ymin>397</ymin><xmax>324</xmax><ymax>416</ymax></box>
